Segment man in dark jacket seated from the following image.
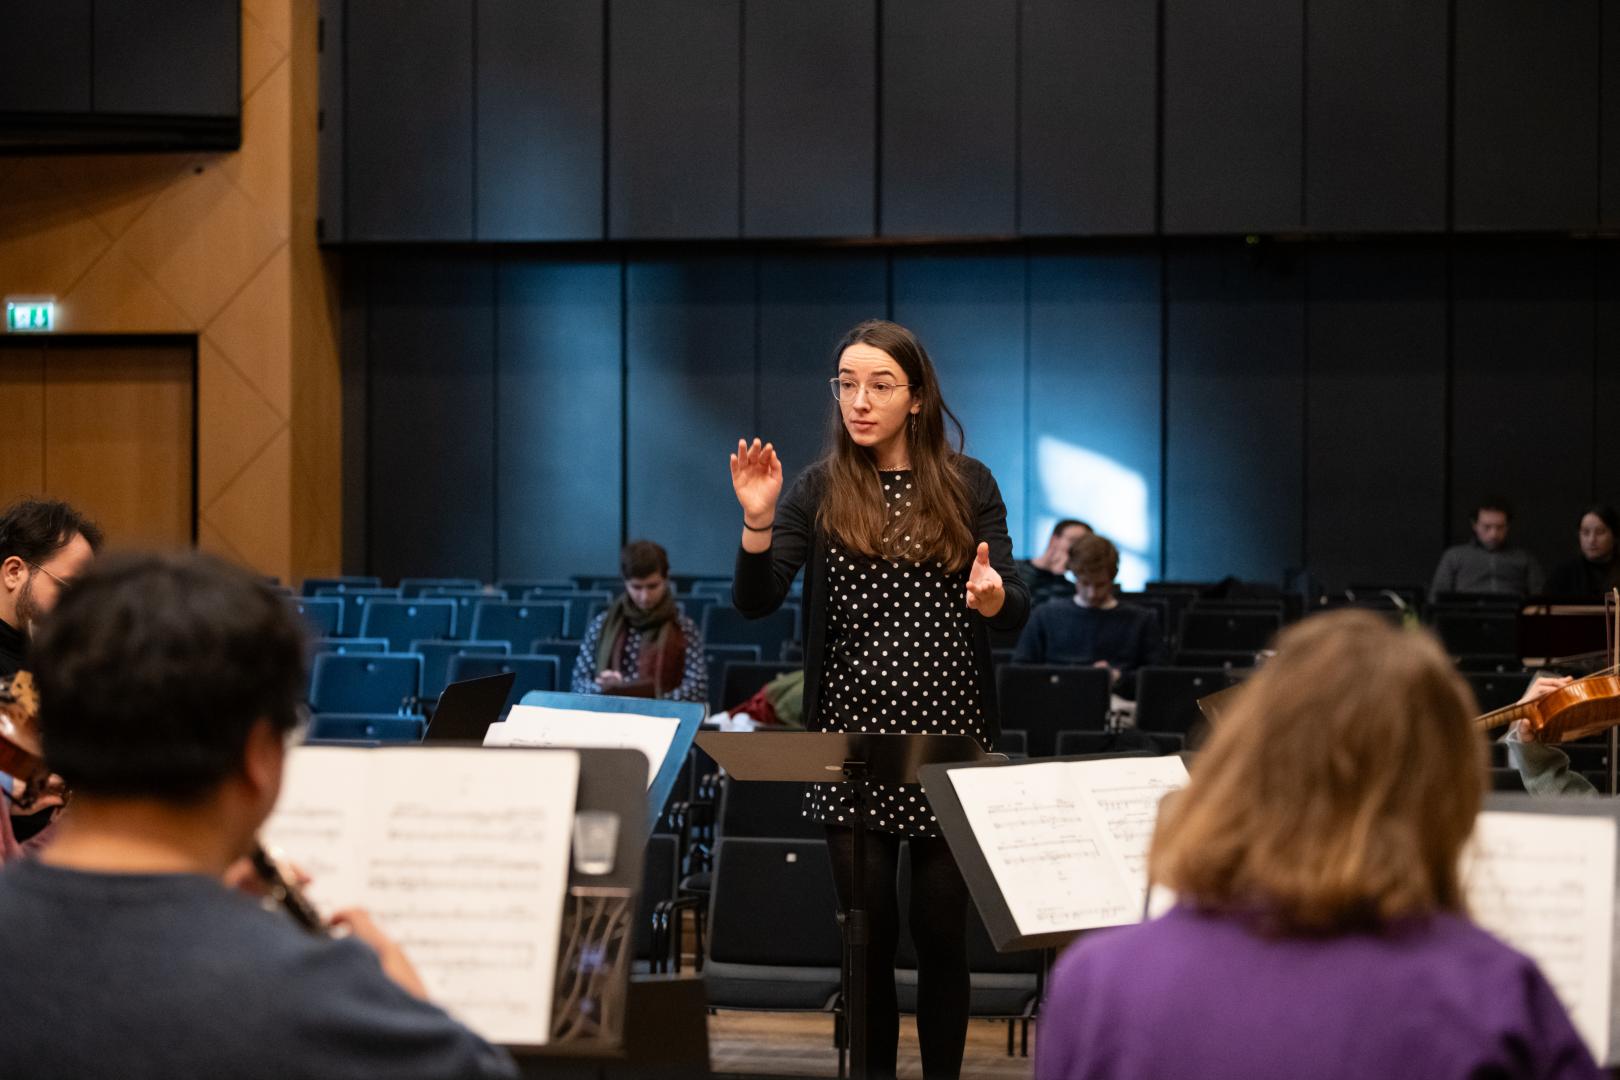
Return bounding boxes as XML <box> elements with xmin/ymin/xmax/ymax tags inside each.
<box><xmin>1013</xmin><ymin>533</ymin><xmax>1163</xmax><ymax>697</ymax></box>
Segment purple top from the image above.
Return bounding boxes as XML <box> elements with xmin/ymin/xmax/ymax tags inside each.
<box><xmin>1036</xmin><ymin>905</ymin><xmax>1602</xmax><ymax>1080</ymax></box>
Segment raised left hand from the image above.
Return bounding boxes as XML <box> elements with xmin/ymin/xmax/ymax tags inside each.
<box><xmin>965</xmin><ymin>541</ymin><xmax>1005</xmax><ymax>618</ymax></box>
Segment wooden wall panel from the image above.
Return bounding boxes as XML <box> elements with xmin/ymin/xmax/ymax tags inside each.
<box><xmin>43</xmin><ymin>342</ymin><xmax>194</xmax><ymax>550</ymax></box>
<box><xmin>1019</xmin><ymin>0</ymin><xmax>1157</xmax><ymax>236</ymax></box>
<box><xmin>1454</xmin><ymin>0</ymin><xmax>1601</xmax><ymax>231</ymax></box>
<box><xmin>1305</xmin><ymin>0</ymin><xmax>1447</xmax><ymax>231</ymax></box>
<box><xmin>495</xmin><ymin>257</ymin><xmax>623</xmax><ymax>578</ymax></box>
<box><xmin>1163</xmin><ymin>0</ymin><xmax>1303</xmax><ymax>234</ymax></box>
<box><xmin>0</xmin><ymin>344</ymin><xmax>47</xmax><ymax>502</ymax></box>
<box><xmin>743</xmin><ymin>0</ymin><xmax>876</xmax><ymax>238</ymax></box>
<box><xmin>1165</xmin><ymin>247</ymin><xmax>1305</xmax><ymax>582</ymax></box>
<box><xmin>881</xmin><ymin>0</ymin><xmax>1017</xmax><ymax>237</ymax></box>
<box><xmin>1304</xmin><ymin>246</ymin><xmax>1447</xmax><ymax>591</ymax></box>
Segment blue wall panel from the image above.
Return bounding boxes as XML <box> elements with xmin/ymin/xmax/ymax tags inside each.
<box><xmin>1454</xmin><ymin>1</ymin><xmax>1601</xmax><ymax>232</ymax></box>
<box><xmin>743</xmin><ymin>0</ymin><xmax>876</xmax><ymax>238</ymax></box>
<box><xmin>1019</xmin><ymin>0</ymin><xmax>1158</xmax><ymax>236</ymax></box>
<box><xmin>608</xmin><ymin>0</ymin><xmax>740</xmax><ymax>239</ymax></box>
<box><xmin>1598</xmin><ymin>249</ymin><xmax>1620</xmax><ymax>503</ymax></box>
<box><xmin>476</xmin><ymin>0</ymin><xmax>604</xmax><ymax>240</ymax></box>
<box><xmin>346</xmin><ymin>1</ymin><xmax>474</xmax><ymax>240</ymax></box>
<box><xmin>495</xmin><ymin>258</ymin><xmax>623</xmax><ymax>579</ymax></box>
<box><xmin>1164</xmin><ymin>248</ymin><xmax>1305</xmax><ymax>582</ymax></box>
<box><xmin>1027</xmin><ymin>252</ymin><xmax>1162</xmax><ymax>587</ymax></box>
<box><xmin>891</xmin><ymin>253</ymin><xmax>1027</xmax><ymax>551</ymax></box>
<box><xmin>366</xmin><ymin>255</ymin><xmax>496</xmax><ymax>582</ymax></box>
<box><xmin>625</xmin><ymin>257</ymin><xmax>758</xmax><ymax>575</ymax></box>
<box><xmin>1450</xmin><ymin>245</ymin><xmax>1595</xmax><ymax>567</ymax></box>
<box><xmin>756</xmin><ymin>253</ymin><xmax>890</xmax><ymax>489</ymax></box>
<box><xmin>881</xmin><ymin>0</ymin><xmax>1018</xmax><ymax>237</ymax></box>
<box><xmin>1162</xmin><ymin>0</ymin><xmax>1303</xmax><ymax>234</ymax></box>
<box><xmin>1304</xmin><ymin>246</ymin><xmax>1447</xmax><ymax>591</ymax></box>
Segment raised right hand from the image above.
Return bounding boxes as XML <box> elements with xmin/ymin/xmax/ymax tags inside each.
<box><xmin>730</xmin><ymin>438</ymin><xmax>782</xmax><ymax>525</ymax></box>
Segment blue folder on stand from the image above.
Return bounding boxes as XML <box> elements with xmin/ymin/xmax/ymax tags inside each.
<box><xmin>514</xmin><ymin>690</ymin><xmax>703</xmax><ymax>834</ymax></box>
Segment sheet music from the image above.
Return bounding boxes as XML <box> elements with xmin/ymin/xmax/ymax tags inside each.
<box><xmin>947</xmin><ymin>756</ymin><xmax>1188</xmax><ymax>936</ymax></box>
<box><xmin>263</xmin><ymin>746</ymin><xmax>579</xmax><ymax>1046</ymax></box>
<box><xmin>490</xmin><ymin>705</ymin><xmax>679</xmax><ymax>790</ymax></box>
<box><xmin>1084</xmin><ymin>756</ymin><xmax>1191</xmax><ymax>882</ymax></box>
<box><xmin>1464</xmin><ymin>810</ymin><xmax>1616</xmax><ymax>1062</ymax></box>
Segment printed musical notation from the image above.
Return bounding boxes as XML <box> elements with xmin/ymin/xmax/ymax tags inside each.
<box><xmin>1465</xmin><ymin>810</ymin><xmax>1616</xmax><ymax>1063</ymax></box>
<box><xmin>948</xmin><ymin>756</ymin><xmax>1189</xmax><ymax>937</ymax></box>
<box><xmin>263</xmin><ymin>745</ymin><xmax>580</xmax><ymax>1046</ymax></box>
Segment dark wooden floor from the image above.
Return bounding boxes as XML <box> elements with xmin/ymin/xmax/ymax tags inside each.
<box><xmin>707</xmin><ymin>1012</ymin><xmax>1035</xmax><ymax>1079</ymax></box>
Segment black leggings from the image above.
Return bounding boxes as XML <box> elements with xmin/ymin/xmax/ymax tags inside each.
<box><xmin>825</xmin><ymin>826</ymin><xmax>970</xmax><ymax>1079</ymax></box>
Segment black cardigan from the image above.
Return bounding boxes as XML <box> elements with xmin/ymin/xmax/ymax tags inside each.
<box><xmin>732</xmin><ymin>456</ymin><xmax>1030</xmax><ymax>745</ymax></box>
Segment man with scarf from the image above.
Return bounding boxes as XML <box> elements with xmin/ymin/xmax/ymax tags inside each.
<box><xmin>570</xmin><ymin>539</ymin><xmax>708</xmax><ymax>704</ymax></box>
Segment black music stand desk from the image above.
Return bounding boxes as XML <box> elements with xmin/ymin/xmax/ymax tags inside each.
<box><xmin>695</xmin><ymin>731</ymin><xmax>987</xmax><ymax>1080</ymax></box>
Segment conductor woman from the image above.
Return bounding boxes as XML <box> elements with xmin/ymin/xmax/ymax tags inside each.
<box><xmin>730</xmin><ymin>319</ymin><xmax>1029</xmax><ymax>1077</ymax></box>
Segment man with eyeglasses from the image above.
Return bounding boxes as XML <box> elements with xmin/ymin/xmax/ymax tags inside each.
<box><xmin>0</xmin><ymin>498</ymin><xmax>102</xmax><ymax>859</ymax></box>
<box><xmin>0</xmin><ymin>498</ymin><xmax>102</xmax><ymax>676</ymax></box>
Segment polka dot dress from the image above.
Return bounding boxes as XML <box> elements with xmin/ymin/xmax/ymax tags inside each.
<box><xmin>805</xmin><ymin>470</ymin><xmax>986</xmax><ymax>837</ymax></box>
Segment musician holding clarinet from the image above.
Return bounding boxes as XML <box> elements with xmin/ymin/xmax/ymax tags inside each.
<box><xmin>0</xmin><ymin>552</ymin><xmax>517</xmax><ymax>1079</ymax></box>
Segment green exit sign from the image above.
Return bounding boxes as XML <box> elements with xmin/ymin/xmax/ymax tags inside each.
<box><xmin>6</xmin><ymin>300</ymin><xmax>54</xmax><ymax>333</ymax></box>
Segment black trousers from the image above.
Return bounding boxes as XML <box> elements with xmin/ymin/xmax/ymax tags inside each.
<box><xmin>825</xmin><ymin>826</ymin><xmax>971</xmax><ymax>1079</ymax></box>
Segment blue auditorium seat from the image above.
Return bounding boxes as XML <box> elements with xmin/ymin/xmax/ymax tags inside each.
<box><xmin>308</xmin><ymin>653</ymin><xmax>422</xmax><ymax>715</ymax></box>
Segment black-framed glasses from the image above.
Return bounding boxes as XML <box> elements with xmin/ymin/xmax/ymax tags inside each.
<box><xmin>829</xmin><ymin>377</ymin><xmax>911</xmax><ymax>405</ymax></box>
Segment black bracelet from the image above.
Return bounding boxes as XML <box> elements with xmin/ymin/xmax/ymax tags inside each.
<box><xmin>742</xmin><ymin>519</ymin><xmax>774</xmax><ymax>532</ymax></box>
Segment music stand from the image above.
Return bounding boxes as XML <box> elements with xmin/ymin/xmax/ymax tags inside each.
<box><xmin>695</xmin><ymin>731</ymin><xmax>988</xmax><ymax>1080</ymax></box>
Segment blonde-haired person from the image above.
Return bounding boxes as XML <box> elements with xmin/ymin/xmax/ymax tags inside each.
<box><xmin>1035</xmin><ymin>610</ymin><xmax>1600</xmax><ymax>1080</ymax></box>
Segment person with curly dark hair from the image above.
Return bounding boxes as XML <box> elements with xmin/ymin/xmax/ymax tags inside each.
<box><xmin>0</xmin><ymin>552</ymin><xmax>516</xmax><ymax>1080</ymax></box>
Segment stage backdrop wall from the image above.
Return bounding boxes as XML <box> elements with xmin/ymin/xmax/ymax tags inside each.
<box><xmin>343</xmin><ymin>239</ymin><xmax>1618</xmax><ymax>593</ymax></box>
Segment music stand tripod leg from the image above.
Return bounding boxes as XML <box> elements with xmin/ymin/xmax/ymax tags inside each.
<box><xmin>842</xmin><ymin>758</ymin><xmax>871</xmax><ymax>1080</ymax></box>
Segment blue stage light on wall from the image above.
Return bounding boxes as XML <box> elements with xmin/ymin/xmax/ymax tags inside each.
<box><xmin>1034</xmin><ymin>436</ymin><xmax>1154</xmax><ymax>591</ymax></box>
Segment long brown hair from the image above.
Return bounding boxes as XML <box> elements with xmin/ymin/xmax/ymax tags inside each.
<box><xmin>816</xmin><ymin>320</ymin><xmax>975</xmax><ymax>569</ymax></box>
<box><xmin>1149</xmin><ymin>610</ymin><xmax>1485</xmax><ymax>935</ymax></box>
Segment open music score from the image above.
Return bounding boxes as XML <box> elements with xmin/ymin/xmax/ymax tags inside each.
<box><xmin>1465</xmin><ymin>809</ymin><xmax>1617</xmax><ymax>1062</ymax></box>
<box><xmin>262</xmin><ymin>745</ymin><xmax>580</xmax><ymax>1046</ymax></box>
<box><xmin>485</xmin><ymin>704</ymin><xmax>679</xmax><ymax>790</ymax></box>
<box><xmin>945</xmin><ymin>756</ymin><xmax>1189</xmax><ymax>937</ymax></box>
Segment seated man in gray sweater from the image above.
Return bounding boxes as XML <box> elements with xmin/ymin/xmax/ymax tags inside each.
<box><xmin>1430</xmin><ymin>497</ymin><xmax>1544</xmax><ymax>600</ymax></box>
<box><xmin>0</xmin><ymin>552</ymin><xmax>516</xmax><ymax>1080</ymax></box>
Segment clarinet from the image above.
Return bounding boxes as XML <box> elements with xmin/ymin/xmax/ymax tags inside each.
<box><xmin>249</xmin><ymin>842</ymin><xmax>326</xmax><ymax>935</ymax></box>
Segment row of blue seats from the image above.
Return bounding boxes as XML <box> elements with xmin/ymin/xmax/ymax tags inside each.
<box><xmin>290</xmin><ymin>593</ymin><xmax>802</xmax><ymax>658</ymax></box>
<box><xmin>288</xmin><ymin>586</ymin><xmax>800</xmax><ymax>647</ymax></box>
<box><xmin>306</xmin><ymin>637</ymin><xmax>788</xmax><ymax>716</ymax></box>
<box><xmin>293</xmin><ymin>575</ymin><xmax>756</xmax><ymax>598</ymax></box>
<box><xmin>307</xmin><ymin>650</ymin><xmax>560</xmax><ymax>716</ymax></box>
